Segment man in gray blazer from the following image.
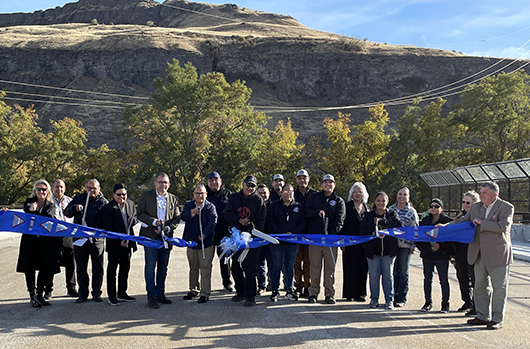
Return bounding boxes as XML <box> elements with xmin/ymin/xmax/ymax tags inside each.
<box><xmin>137</xmin><ymin>173</ymin><xmax>181</xmax><ymax>309</ymax></box>
<box><xmin>443</xmin><ymin>181</ymin><xmax>513</xmax><ymax>330</ymax></box>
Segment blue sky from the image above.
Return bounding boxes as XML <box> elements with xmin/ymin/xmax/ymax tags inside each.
<box><xmin>1</xmin><ymin>0</ymin><xmax>529</xmax><ymax>58</ymax></box>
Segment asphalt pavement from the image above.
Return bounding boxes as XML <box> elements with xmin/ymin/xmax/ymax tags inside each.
<box><xmin>1</xmin><ymin>226</ymin><xmax>530</xmax><ymax>349</ymax></box>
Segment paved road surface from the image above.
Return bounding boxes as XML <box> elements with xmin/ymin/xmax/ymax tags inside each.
<box><xmin>1</xmin><ymin>227</ymin><xmax>530</xmax><ymax>348</ymax></box>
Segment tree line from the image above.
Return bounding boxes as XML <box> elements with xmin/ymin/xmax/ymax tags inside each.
<box><xmin>2</xmin><ymin>60</ymin><xmax>530</xmax><ymax>208</ymax></box>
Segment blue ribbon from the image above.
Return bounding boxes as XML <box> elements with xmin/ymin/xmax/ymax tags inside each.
<box><xmin>219</xmin><ymin>222</ymin><xmax>476</xmax><ymax>257</ymax></box>
<box><xmin>0</xmin><ymin>210</ymin><xmax>196</xmax><ymax>249</ymax></box>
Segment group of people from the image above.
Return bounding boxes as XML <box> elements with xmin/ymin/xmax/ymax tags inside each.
<box><xmin>14</xmin><ymin>171</ymin><xmax>514</xmax><ymax>330</ymax></box>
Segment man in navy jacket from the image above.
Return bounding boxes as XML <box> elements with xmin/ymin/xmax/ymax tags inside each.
<box><xmin>305</xmin><ymin>174</ymin><xmax>346</xmax><ymax>304</ymax></box>
<box><xmin>181</xmin><ymin>184</ymin><xmax>218</xmax><ymax>303</ymax></box>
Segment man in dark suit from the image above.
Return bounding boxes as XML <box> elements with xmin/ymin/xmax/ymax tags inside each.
<box><xmin>444</xmin><ymin>181</ymin><xmax>513</xmax><ymax>330</ymax></box>
<box><xmin>137</xmin><ymin>173</ymin><xmax>180</xmax><ymax>309</ymax></box>
<box><xmin>101</xmin><ymin>183</ymin><xmax>138</xmax><ymax>306</ymax></box>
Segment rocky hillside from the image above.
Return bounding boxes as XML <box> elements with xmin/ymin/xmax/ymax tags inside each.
<box><xmin>0</xmin><ymin>0</ymin><xmax>526</xmax><ymax>148</ymax></box>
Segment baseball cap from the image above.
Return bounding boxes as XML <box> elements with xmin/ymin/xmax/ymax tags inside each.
<box><xmin>208</xmin><ymin>171</ymin><xmax>220</xmax><ymax>179</ymax></box>
<box><xmin>244</xmin><ymin>175</ymin><xmax>258</xmax><ymax>186</ymax></box>
<box><xmin>273</xmin><ymin>174</ymin><xmax>284</xmax><ymax>181</ymax></box>
<box><xmin>322</xmin><ymin>174</ymin><xmax>335</xmax><ymax>183</ymax></box>
<box><xmin>296</xmin><ymin>169</ymin><xmax>309</xmax><ymax>177</ymax></box>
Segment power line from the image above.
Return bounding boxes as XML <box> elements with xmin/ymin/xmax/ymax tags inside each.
<box><xmin>2</xmin><ymin>96</ymin><xmax>127</xmax><ymax>109</ymax></box>
<box><xmin>0</xmin><ymin>79</ymin><xmax>149</xmax><ymax>100</ymax></box>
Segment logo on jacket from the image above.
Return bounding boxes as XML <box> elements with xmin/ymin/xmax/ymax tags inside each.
<box><xmin>293</xmin><ymin>207</ymin><xmax>299</xmax><ymax>213</ymax></box>
<box><xmin>237</xmin><ymin>206</ymin><xmax>251</xmax><ymax>219</ymax></box>
<box><xmin>329</xmin><ymin>200</ymin><xmax>337</xmax><ymax>206</ymax></box>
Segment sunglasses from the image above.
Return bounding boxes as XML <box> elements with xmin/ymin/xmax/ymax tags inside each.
<box><xmin>462</xmin><ymin>201</ymin><xmax>472</xmax><ymax>205</ymax></box>
<box><xmin>429</xmin><ymin>205</ymin><xmax>441</xmax><ymax>209</ymax></box>
<box><xmin>245</xmin><ymin>183</ymin><xmax>256</xmax><ymax>188</ymax></box>
<box><xmin>36</xmin><ymin>188</ymin><xmax>47</xmax><ymax>192</ymax></box>
<box><xmin>115</xmin><ymin>193</ymin><xmax>127</xmax><ymax>197</ymax></box>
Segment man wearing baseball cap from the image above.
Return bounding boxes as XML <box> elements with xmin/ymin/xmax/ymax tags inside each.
<box><xmin>270</xmin><ymin>174</ymin><xmax>285</xmax><ymax>202</ymax></box>
<box><xmin>206</xmin><ymin>172</ymin><xmax>234</xmax><ymax>293</ymax></box>
<box><xmin>305</xmin><ymin>174</ymin><xmax>346</xmax><ymax>304</ymax></box>
<box><xmin>224</xmin><ymin>175</ymin><xmax>267</xmax><ymax>307</ymax></box>
<box><xmin>293</xmin><ymin>169</ymin><xmax>317</xmax><ymax>297</ymax></box>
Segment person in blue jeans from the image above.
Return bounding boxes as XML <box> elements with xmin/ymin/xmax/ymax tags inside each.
<box><xmin>416</xmin><ymin>198</ymin><xmax>454</xmax><ymax>313</ymax></box>
<box><xmin>267</xmin><ymin>183</ymin><xmax>306</xmax><ymax>302</ymax></box>
<box><xmin>359</xmin><ymin>192</ymin><xmax>402</xmax><ymax>310</ymax></box>
<box><xmin>389</xmin><ymin>187</ymin><xmax>419</xmax><ymax>308</ymax></box>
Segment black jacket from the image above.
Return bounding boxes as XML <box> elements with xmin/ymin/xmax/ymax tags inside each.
<box><xmin>340</xmin><ymin>201</ymin><xmax>371</xmax><ymax>236</ymax></box>
<box><xmin>266</xmin><ymin>199</ymin><xmax>306</xmax><ymax>234</ymax></box>
<box><xmin>101</xmin><ymin>199</ymin><xmax>138</xmax><ymax>254</ymax></box>
<box><xmin>181</xmin><ymin>199</ymin><xmax>217</xmax><ymax>249</ymax></box>
<box><xmin>359</xmin><ymin>209</ymin><xmax>402</xmax><ymax>258</ymax></box>
<box><xmin>416</xmin><ymin>213</ymin><xmax>454</xmax><ymax>260</ymax></box>
<box><xmin>64</xmin><ymin>191</ymin><xmax>108</xmax><ymax>229</ymax></box>
<box><xmin>17</xmin><ymin>197</ymin><xmax>61</xmax><ymax>275</ymax></box>
<box><xmin>294</xmin><ymin>187</ymin><xmax>318</xmax><ymax>207</ymax></box>
<box><xmin>224</xmin><ymin>190</ymin><xmax>267</xmax><ymax>232</ymax></box>
<box><xmin>305</xmin><ymin>191</ymin><xmax>346</xmax><ymax>235</ymax></box>
<box><xmin>206</xmin><ymin>186</ymin><xmax>232</xmax><ymax>244</ymax></box>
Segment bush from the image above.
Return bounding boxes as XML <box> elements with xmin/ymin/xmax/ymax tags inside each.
<box><xmin>146</xmin><ymin>21</ymin><xmax>154</xmax><ymax>27</ymax></box>
<box><xmin>91</xmin><ymin>18</ymin><xmax>98</xmax><ymax>25</ymax></box>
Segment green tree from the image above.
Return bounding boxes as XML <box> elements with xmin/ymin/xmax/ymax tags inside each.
<box><xmin>121</xmin><ymin>59</ymin><xmax>269</xmax><ymax>199</ymax></box>
<box><xmin>384</xmin><ymin>98</ymin><xmax>466</xmax><ymax>208</ymax></box>
<box><xmin>254</xmin><ymin>119</ymin><xmax>305</xmax><ymax>184</ymax></box>
<box><xmin>450</xmin><ymin>71</ymin><xmax>530</xmax><ymax>162</ymax></box>
<box><xmin>317</xmin><ymin>105</ymin><xmax>390</xmax><ymax>197</ymax></box>
<box><xmin>0</xmin><ymin>94</ymin><xmax>88</xmax><ymax>204</ymax></box>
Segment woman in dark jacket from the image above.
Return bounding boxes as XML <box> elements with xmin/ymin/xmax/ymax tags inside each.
<box><xmin>359</xmin><ymin>192</ymin><xmax>402</xmax><ymax>310</ymax></box>
<box><xmin>340</xmin><ymin>182</ymin><xmax>371</xmax><ymax>302</ymax></box>
<box><xmin>416</xmin><ymin>198</ymin><xmax>454</xmax><ymax>313</ymax></box>
<box><xmin>453</xmin><ymin>191</ymin><xmax>480</xmax><ymax>316</ymax></box>
<box><xmin>16</xmin><ymin>179</ymin><xmax>60</xmax><ymax>308</ymax></box>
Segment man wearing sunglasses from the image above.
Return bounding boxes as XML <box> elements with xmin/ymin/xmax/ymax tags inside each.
<box><xmin>224</xmin><ymin>175</ymin><xmax>267</xmax><ymax>307</ymax></box>
<box><xmin>101</xmin><ymin>183</ymin><xmax>138</xmax><ymax>306</ymax></box>
<box><xmin>64</xmin><ymin>179</ymin><xmax>108</xmax><ymax>304</ymax></box>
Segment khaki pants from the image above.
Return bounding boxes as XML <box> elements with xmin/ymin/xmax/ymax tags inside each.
<box><xmin>308</xmin><ymin>245</ymin><xmax>338</xmax><ymax>298</ymax></box>
<box><xmin>186</xmin><ymin>246</ymin><xmax>215</xmax><ymax>297</ymax></box>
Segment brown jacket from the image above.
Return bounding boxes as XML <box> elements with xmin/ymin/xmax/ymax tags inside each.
<box><xmin>452</xmin><ymin>198</ymin><xmax>514</xmax><ymax>267</ymax></box>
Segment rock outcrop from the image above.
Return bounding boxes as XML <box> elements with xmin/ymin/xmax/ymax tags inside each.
<box><xmin>0</xmin><ymin>1</ymin><xmax>526</xmax><ymax>148</ymax></box>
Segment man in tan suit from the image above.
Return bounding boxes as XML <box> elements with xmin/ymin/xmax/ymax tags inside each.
<box><xmin>442</xmin><ymin>181</ymin><xmax>513</xmax><ymax>330</ymax></box>
<box><xmin>138</xmin><ymin>173</ymin><xmax>180</xmax><ymax>309</ymax></box>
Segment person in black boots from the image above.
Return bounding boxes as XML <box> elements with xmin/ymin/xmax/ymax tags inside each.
<box><xmin>416</xmin><ymin>198</ymin><xmax>454</xmax><ymax>313</ymax></box>
<box><xmin>17</xmin><ymin>180</ymin><xmax>60</xmax><ymax>308</ymax></box>
<box><xmin>101</xmin><ymin>183</ymin><xmax>138</xmax><ymax>306</ymax></box>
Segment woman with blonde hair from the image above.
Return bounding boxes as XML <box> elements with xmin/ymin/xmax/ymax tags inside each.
<box><xmin>16</xmin><ymin>179</ymin><xmax>60</xmax><ymax>307</ymax></box>
<box><xmin>340</xmin><ymin>182</ymin><xmax>371</xmax><ymax>302</ymax></box>
<box><xmin>453</xmin><ymin>190</ymin><xmax>480</xmax><ymax>316</ymax></box>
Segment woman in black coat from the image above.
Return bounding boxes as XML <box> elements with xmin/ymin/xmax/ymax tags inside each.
<box><xmin>16</xmin><ymin>179</ymin><xmax>60</xmax><ymax>308</ymax></box>
<box><xmin>359</xmin><ymin>192</ymin><xmax>402</xmax><ymax>310</ymax></box>
<box><xmin>416</xmin><ymin>198</ymin><xmax>454</xmax><ymax>313</ymax></box>
<box><xmin>340</xmin><ymin>182</ymin><xmax>371</xmax><ymax>302</ymax></box>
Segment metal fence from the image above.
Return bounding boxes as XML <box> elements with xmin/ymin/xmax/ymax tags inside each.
<box><xmin>420</xmin><ymin>158</ymin><xmax>530</xmax><ymax>217</ymax></box>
